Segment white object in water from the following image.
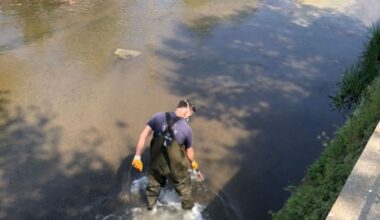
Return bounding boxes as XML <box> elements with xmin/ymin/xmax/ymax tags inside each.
<box><xmin>189</xmin><ymin>169</ymin><xmax>205</xmax><ymax>182</ymax></box>
<box><xmin>114</xmin><ymin>49</ymin><xmax>141</xmax><ymax>60</ymax></box>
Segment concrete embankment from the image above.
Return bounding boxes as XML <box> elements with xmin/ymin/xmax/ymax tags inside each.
<box><xmin>327</xmin><ymin>122</ymin><xmax>380</xmax><ymax>220</ymax></box>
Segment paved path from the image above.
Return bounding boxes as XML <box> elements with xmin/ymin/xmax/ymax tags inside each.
<box><xmin>327</xmin><ymin>122</ymin><xmax>380</xmax><ymax>220</ymax></box>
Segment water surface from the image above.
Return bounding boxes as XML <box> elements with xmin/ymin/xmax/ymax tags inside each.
<box><xmin>1</xmin><ymin>0</ymin><xmax>379</xmax><ymax>219</ymax></box>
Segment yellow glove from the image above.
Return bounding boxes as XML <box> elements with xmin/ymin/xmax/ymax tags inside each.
<box><xmin>132</xmin><ymin>155</ymin><xmax>143</xmax><ymax>172</ymax></box>
<box><xmin>191</xmin><ymin>161</ymin><xmax>198</xmax><ymax>170</ymax></box>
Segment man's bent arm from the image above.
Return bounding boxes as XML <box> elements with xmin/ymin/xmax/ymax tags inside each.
<box><xmin>135</xmin><ymin>125</ymin><xmax>153</xmax><ymax>156</ymax></box>
<box><xmin>185</xmin><ymin>146</ymin><xmax>195</xmax><ymax>162</ymax></box>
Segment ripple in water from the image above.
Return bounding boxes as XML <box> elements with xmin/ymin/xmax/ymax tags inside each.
<box><xmin>97</xmin><ymin>171</ymin><xmax>235</xmax><ymax>220</ymax></box>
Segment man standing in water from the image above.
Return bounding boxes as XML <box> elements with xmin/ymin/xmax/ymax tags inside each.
<box><xmin>131</xmin><ymin>100</ymin><xmax>199</xmax><ymax>211</ymax></box>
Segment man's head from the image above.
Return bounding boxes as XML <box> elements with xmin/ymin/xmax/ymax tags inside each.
<box><xmin>176</xmin><ymin>99</ymin><xmax>196</xmax><ymax>120</ymax></box>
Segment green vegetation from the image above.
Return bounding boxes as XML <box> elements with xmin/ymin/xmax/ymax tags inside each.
<box><xmin>330</xmin><ymin>25</ymin><xmax>380</xmax><ymax>114</ymax></box>
<box><xmin>272</xmin><ymin>25</ymin><xmax>380</xmax><ymax>219</ymax></box>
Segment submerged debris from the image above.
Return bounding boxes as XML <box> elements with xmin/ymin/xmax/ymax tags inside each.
<box><xmin>114</xmin><ymin>49</ymin><xmax>141</xmax><ymax>60</ymax></box>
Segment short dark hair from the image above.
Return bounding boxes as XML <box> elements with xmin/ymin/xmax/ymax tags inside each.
<box><xmin>177</xmin><ymin>99</ymin><xmax>196</xmax><ymax>112</ymax></box>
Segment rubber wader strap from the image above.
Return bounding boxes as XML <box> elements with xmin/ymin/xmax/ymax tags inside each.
<box><xmin>164</xmin><ymin>112</ymin><xmax>179</xmax><ymax>137</ymax></box>
<box><xmin>161</xmin><ymin>112</ymin><xmax>180</xmax><ymax>172</ymax></box>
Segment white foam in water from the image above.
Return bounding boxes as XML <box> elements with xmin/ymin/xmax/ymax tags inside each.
<box><xmin>100</xmin><ymin>176</ymin><xmax>207</xmax><ymax>220</ymax></box>
<box><xmin>129</xmin><ymin>176</ymin><xmax>206</xmax><ymax>220</ymax></box>
<box><xmin>130</xmin><ymin>204</ymin><xmax>205</xmax><ymax>220</ymax></box>
<box><xmin>157</xmin><ymin>188</ymin><xmax>181</xmax><ymax>209</ymax></box>
<box><xmin>130</xmin><ymin>176</ymin><xmax>148</xmax><ymax>194</ymax></box>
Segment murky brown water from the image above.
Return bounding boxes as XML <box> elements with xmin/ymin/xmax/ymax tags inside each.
<box><xmin>1</xmin><ymin>0</ymin><xmax>379</xmax><ymax>219</ymax></box>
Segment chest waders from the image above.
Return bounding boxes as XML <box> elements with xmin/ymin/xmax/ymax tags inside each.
<box><xmin>145</xmin><ymin>113</ymin><xmax>194</xmax><ymax>210</ymax></box>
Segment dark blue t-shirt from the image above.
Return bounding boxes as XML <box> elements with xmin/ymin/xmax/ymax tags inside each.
<box><xmin>147</xmin><ymin>112</ymin><xmax>193</xmax><ymax>148</ymax></box>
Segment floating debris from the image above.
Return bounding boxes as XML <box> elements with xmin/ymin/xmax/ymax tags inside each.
<box><xmin>114</xmin><ymin>49</ymin><xmax>141</xmax><ymax>60</ymax></box>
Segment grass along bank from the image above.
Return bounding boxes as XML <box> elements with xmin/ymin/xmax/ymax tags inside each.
<box><xmin>330</xmin><ymin>25</ymin><xmax>380</xmax><ymax>114</ymax></box>
<box><xmin>271</xmin><ymin>25</ymin><xmax>380</xmax><ymax>219</ymax></box>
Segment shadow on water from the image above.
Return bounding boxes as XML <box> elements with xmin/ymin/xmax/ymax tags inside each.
<box><xmin>156</xmin><ymin>3</ymin><xmax>368</xmax><ymax>219</ymax></box>
<box><xmin>0</xmin><ymin>90</ymin><xmax>131</xmax><ymax>219</ymax></box>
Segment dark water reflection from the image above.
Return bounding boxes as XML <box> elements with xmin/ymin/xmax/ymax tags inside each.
<box><xmin>0</xmin><ymin>0</ymin><xmax>379</xmax><ymax>219</ymax></box>
<box><xmin>0</xmin><ymin>91</ymin><xmax>118</xmax><ymax>219</ymax></box>
<box><xmin>158</xmin><ymin>1</ymin><xmax>372</xmax><ymax>219</ymax></box>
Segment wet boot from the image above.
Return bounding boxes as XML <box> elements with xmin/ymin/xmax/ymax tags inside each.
<box><xmin>166</xmin><ymin>141</ymin><xmax>194</xmax><ymax>209</ymax></box>
<box><xmin>145</xmin><ymin>170</ymin><xmax>166</xmax><ymax>209</ymax></box>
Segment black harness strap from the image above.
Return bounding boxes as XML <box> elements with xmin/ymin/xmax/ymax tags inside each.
<box><xmin>160</xmin><ymin>112</ymin><xmax>180</xmax><ymax>172</ymax></box>
<box><xmin>163</xmin><ymin>112</ymin><xmax>179</xmax><ymax>141</ymax></box>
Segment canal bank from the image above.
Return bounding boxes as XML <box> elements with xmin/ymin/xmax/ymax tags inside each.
<box><xmin>326</xmin><ymin>121</ymin><xmax>380</xmax><ymax>220</ymax></box>
<box><xmin>272</xmin><ymin>26</ymin><xmax>380</xmax><ymax>219</ymax></box>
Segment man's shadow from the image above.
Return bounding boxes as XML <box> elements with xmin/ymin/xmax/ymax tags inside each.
<box><xmin>95</xmin><ymin>151</ymin><xmax>151</xmax><ymax>217</ymax></box>
<box><xmin>115</xmin><ymin>151</ymin><xmax>150</xmax><ymax>191</ymax></box>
